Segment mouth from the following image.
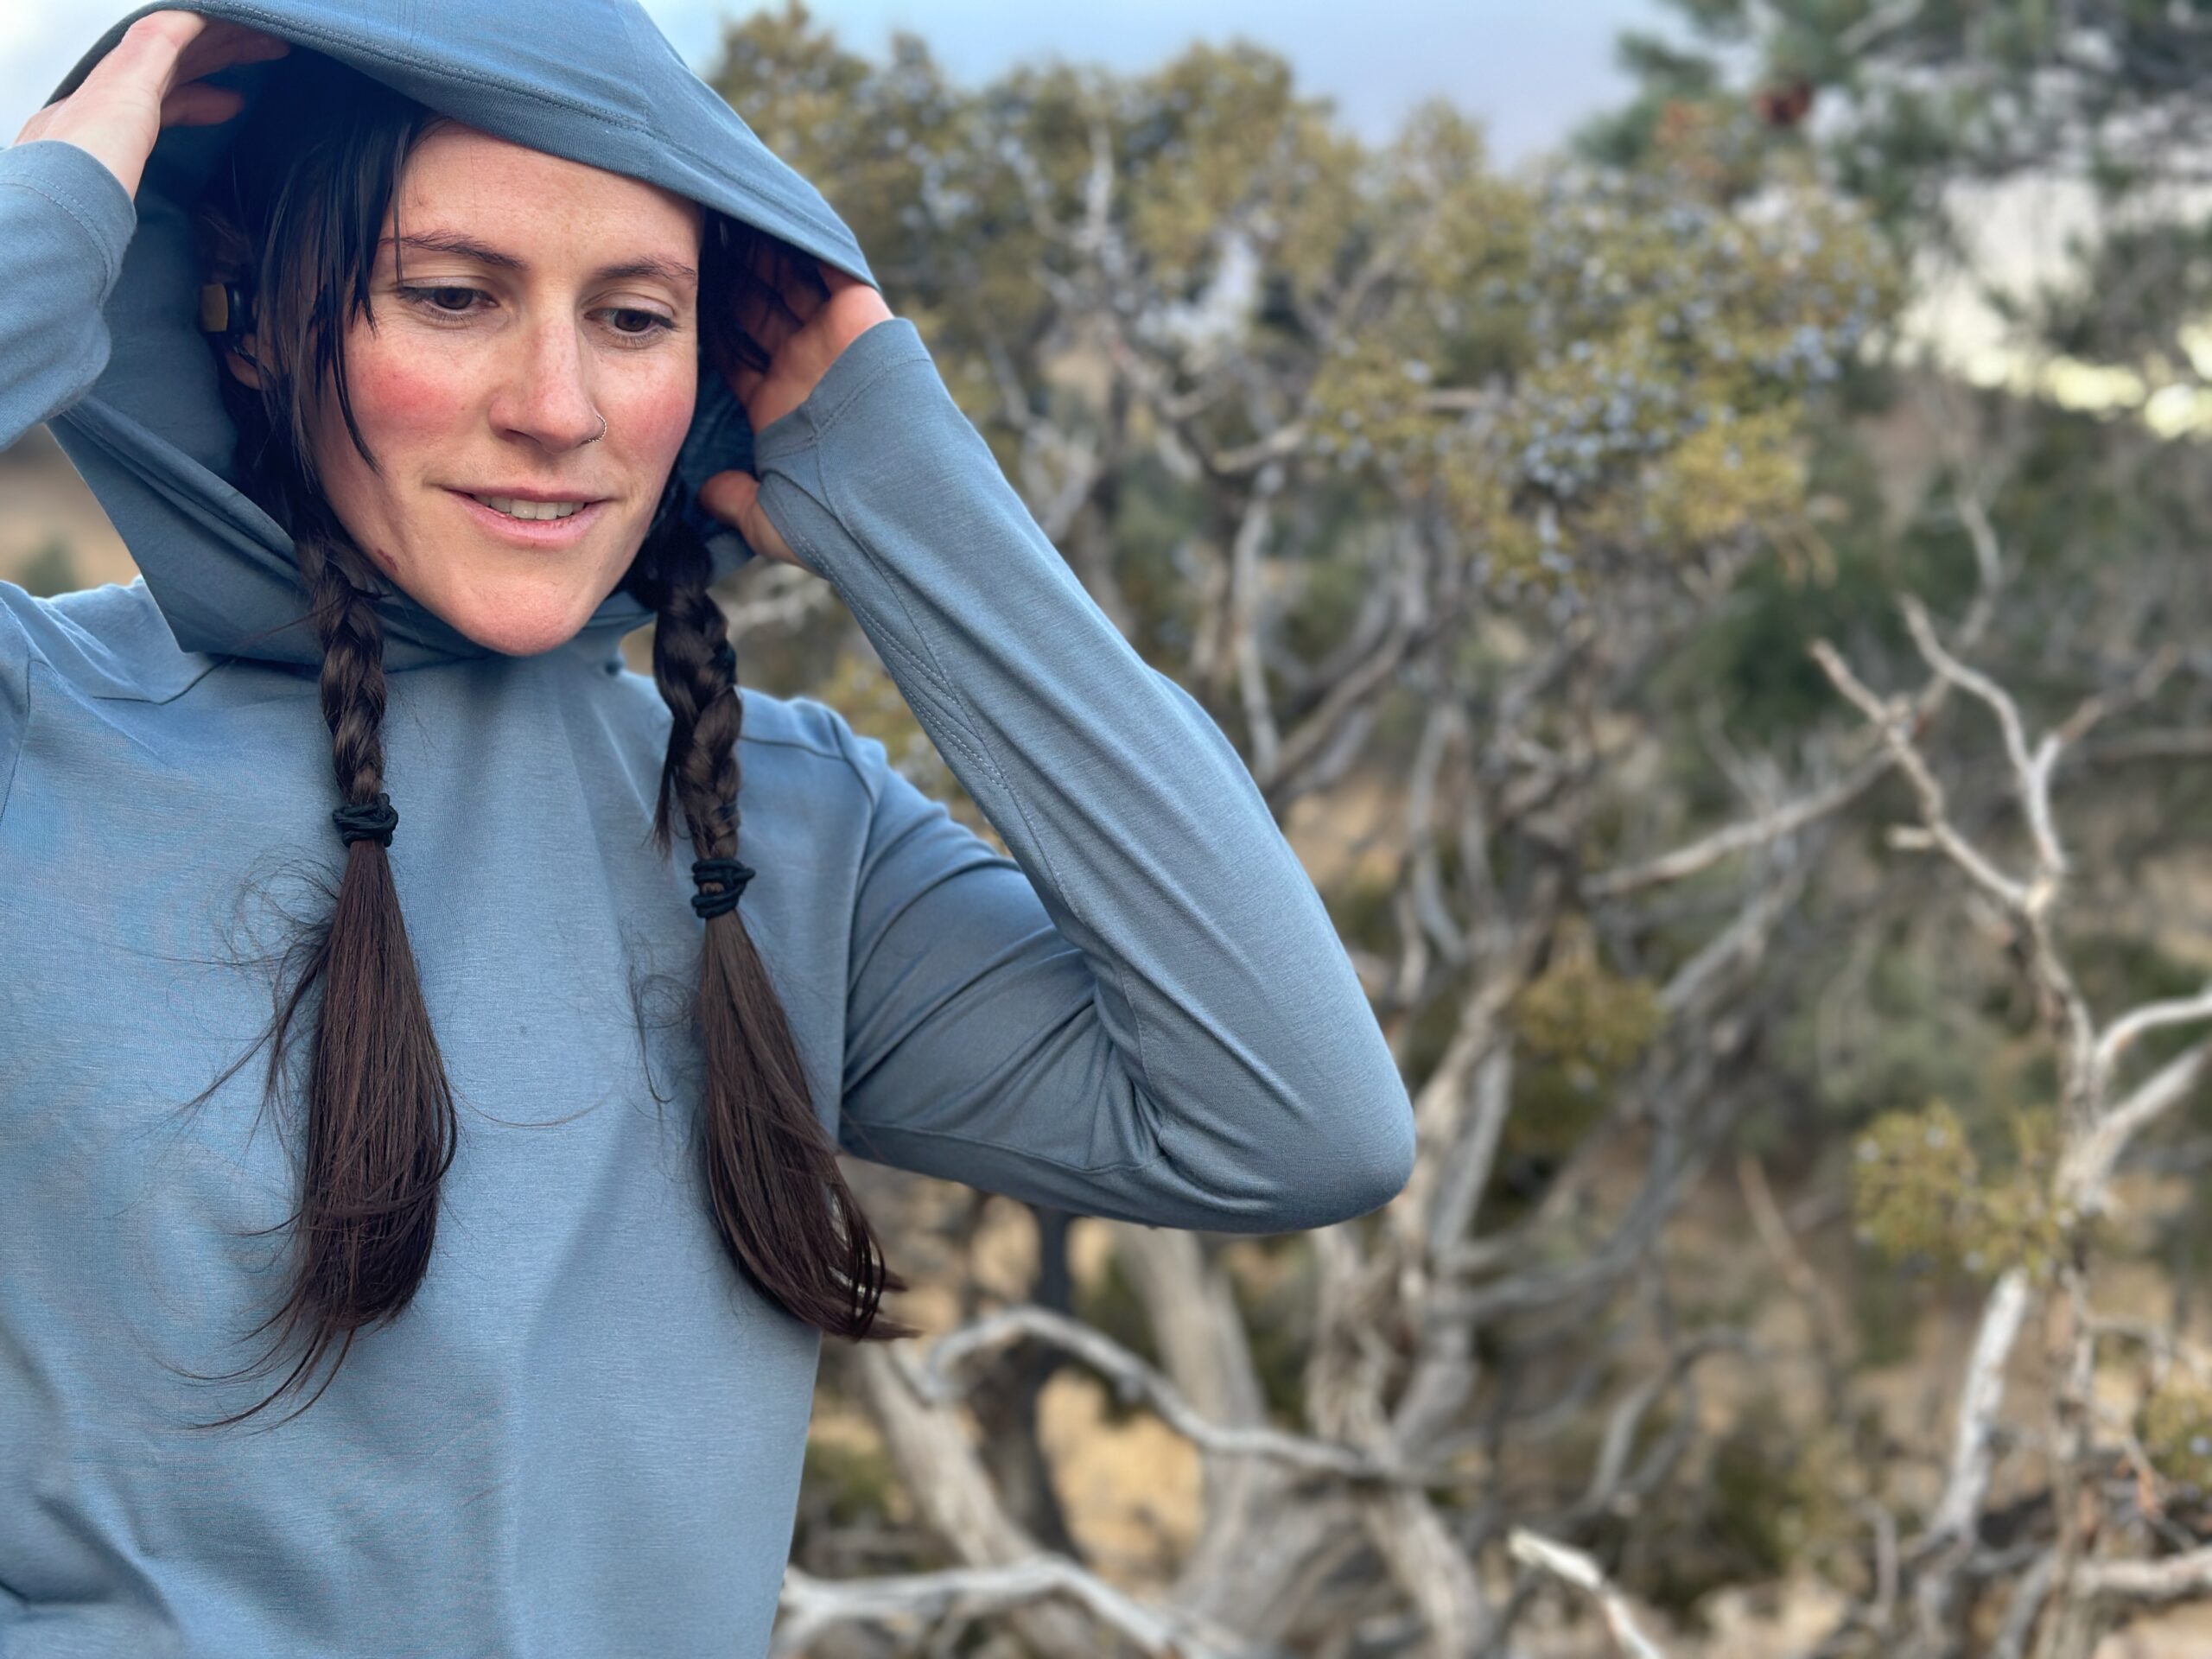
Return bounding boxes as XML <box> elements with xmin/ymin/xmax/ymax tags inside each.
<box><xmin>445</xmin><ymin>488</ymin><xmax>609</xmax><ymax>545</ymax></box>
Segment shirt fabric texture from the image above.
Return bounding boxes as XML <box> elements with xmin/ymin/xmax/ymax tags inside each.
<box><xmin>0</xmin><ymin>3</ymin><xmax>1418</xmax><ymax>1654</ymax></box>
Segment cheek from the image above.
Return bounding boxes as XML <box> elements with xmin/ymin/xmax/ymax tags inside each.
<box><xmin>345</xmin><ymin>344</ymin><xmax>477</xmax><ymax>448</ymax></box>
<box><xmin>312</xmin><ymin>333</ymin><xmax>479</xmax><ymax>581</ymax></box>
<box><xmin>612</xmin><ymin>365</ymin><xmax>697</xmax><ymax>465</ymax></box>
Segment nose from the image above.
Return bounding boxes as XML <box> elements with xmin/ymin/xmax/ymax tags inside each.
<box><xmin>490</xmin><ymin>312</ymin><xmax>603</xmax><ymax>451</ymax></box>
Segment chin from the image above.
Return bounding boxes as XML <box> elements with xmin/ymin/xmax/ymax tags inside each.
<box><xmin>444</xmin><ymin>596</ymin><xmax>596</xmax><ymax>658</ymax></box>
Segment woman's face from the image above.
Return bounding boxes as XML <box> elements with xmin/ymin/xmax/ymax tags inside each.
<box><xmin>268</xmin><ymin>120</ymin><xmax>704</xmax><ymax>657</ymax></box>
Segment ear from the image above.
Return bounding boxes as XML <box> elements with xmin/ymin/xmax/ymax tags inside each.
<box><xmin>199</xmin><ymin>282</ymin><xmax>264</xmax><ymax>389</ymax></box>
<box><xmin>224</xmin><ymin>337</ymin><xmax>265</xmax><ymax>389</ymax></box>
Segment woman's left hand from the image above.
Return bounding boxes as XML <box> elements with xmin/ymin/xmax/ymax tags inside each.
<box><xmin>696</xmin><ymin>245</ymin><xmax>893</xmax><ymax>570</ymax></box>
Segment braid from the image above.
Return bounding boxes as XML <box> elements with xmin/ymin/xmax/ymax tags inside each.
<box><xmin>297</xmin><ymin>534</ymin><xmax>391</xmax><ymax>813</ymax></box>
<box><xmin>626</xmin><ymin>499</ymin><xmax>917</xmax><ymax>1343</ymax></box>
<box><xmin>194</xmin><ymin>524</ymin><xmax>461</xmax><ymax>1429</ymax></box>
<box><xmin>632</xmin><ymin>499</ymin><xmax>744</xmax><ymax>863</ymax></box>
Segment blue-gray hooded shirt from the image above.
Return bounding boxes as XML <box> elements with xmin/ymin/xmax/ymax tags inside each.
<box><xmin>0</xmin><ymin>2</ymin><xmax>1417</xmax><ymax>1654</ymax></box>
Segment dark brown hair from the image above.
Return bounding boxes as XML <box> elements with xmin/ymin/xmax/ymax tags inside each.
<box><xmin>184</xmin><ymin>48</ymin><xmax>916</xmax><ymax>1430</ymax></box>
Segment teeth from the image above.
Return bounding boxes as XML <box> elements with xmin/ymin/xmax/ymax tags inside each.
<box><xmin>470</xmin><ymin>494</ymin><xmax>588</xmax><ymax>521</ymax></box>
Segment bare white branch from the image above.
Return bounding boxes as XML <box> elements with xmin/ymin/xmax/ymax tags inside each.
<box><xmin>909</xmin><ymin>1303</ymin><xmax>1413</xmax><ymax>1482</ymax></box>
<box><xmin>776</xmin><ymin>1557</ymin><xmax>1249</xmax><ymax>1657</ymax></box>
<box><xmin>1898</xmin><ymin>595</ymin><xmax>2066</xmax><ymax>880</ymax></box>
<box><xmin>2062</xmin><ymin>1037</ymin><xmax>2212</xmax><ymax>1213</ymax></box>
<box><xmin>1922</xmin><ymin>1268</ymin><xmax>2034</xmax><ymax>1548</ymax></box>
<box><xmin>1809</xmin><ymin>639</ymin><xmax>2030</xmax><ymax>910</ymax></box>
<box><xmin>2074</xmin><ymin>1545</ymin><xmax>2212</xmax><ymax>1605</ymax></box>
<box><xmin>1508</xmin><ymin>1529</ymin><xmax>1672</xmax><ymax>1659</ymax></box>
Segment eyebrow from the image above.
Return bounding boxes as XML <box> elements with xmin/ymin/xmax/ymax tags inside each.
<box><xmin>384</xmin><ymin>230</ymin><xmax>698</xmax><ymax>289</ymax></box>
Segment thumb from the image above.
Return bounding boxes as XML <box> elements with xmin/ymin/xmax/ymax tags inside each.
<box><xmin>696</xmin><ymin>469</ymin><xmax>804</xmax><ymax>569</ymax></box>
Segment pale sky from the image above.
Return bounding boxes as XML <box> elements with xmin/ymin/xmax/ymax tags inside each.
<box><xmin>3</xmin><ymin>0</ymin><xmax>1657</xmax><ymax>165</ymax></box>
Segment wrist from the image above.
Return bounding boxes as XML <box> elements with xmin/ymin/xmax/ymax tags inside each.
<box><xmin>15</xmin><ymin>133</ymin><xmax>143</xmax><ymax>203</ymax></box>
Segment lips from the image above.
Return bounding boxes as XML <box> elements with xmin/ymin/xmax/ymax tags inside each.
<box><xmin>446</xmin><ymin>487</ymin><xmax>608</xmax><ymax>545</ymax></box>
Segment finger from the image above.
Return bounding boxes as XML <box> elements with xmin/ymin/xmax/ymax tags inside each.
<box><xmin>124</xmin><ymin>10</ymin><xmax>213</xmax><ymax>66</ymax></box>
<box><xmin>696</xmin><ymin>470</ymin><xmax>798</xmax><ymax>565</ymax></box>
<box><xmin>130</xmin><ymin>10</ymin><xmax>213</xmax><ymax>48</ymax></box>
<box><xmin>732</xmin><ymin>238</ymin><xmax>798</xmax><ymax>354</ymax></box>
<box><xmin>82</xmin><ymin>10</ymin><xmax>205</xmax><ymax>95</ymax></box>
<box><xmin>74</xmin><ymin>11</ymin><xmax>210</xmax><ymax>116</ymax></box>
<box><xmin>724</xmin><ymin>359</ymin><xmax>766</xmax><ymax>408</ymax></box>
<box><xmin>160</xmin><ymin>79</ymin><xmax>246</xmax><ymax>128</ymax></box>
<box><xmin>776</xmin><ymin>250</ymin><xmax>827</xmax><ymax>327</ymax></box>
<box><xmin>176</xmin><ymin>21</ymin><xmax>291</xmax><ymax>80</ymax></box>
<box><xmin>729</xmin><ymin>280</ymin><xmax>779</xmax><ymax>353</ymax></box>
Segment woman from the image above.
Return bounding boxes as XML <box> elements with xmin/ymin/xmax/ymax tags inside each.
<box><xmin>0</xmin><ymin>3</ymin><xmax>1416</xmax><ymax>1653</ymax></box>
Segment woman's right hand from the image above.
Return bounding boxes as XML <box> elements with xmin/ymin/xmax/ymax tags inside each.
<box><xmin>11</xmin><ymin>10</ymin><xmax>289</xmax><ymax>201</ymax></box>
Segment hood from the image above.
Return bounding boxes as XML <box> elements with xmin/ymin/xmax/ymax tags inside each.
<box><xmin>41</xmin><ymin>0</ymin><xmax>878</xmax><ymax>672</ymax></box>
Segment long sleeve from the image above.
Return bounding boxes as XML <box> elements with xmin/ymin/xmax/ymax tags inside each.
<box><xmin>754</xmin><ymin>316</ymin><xmax>1416</xmax><ymax>1233</ymax></box>
<box><xmin>0</xmin><ymin>140</ymin><xmax>137</xmax><ymax>453</ymax></box>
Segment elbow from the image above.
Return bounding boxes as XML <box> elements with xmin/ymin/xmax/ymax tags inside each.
<box><xmin>1325</xmin><ymin>1099</ymin><xmax>1417</xmax><ymax>1224</ymax></box>
<box><xmin>1133</xmin><ymin>1064</ymin><xmax>1419</xmax><ymax>1234</ymax></box>
<box><xmin>1251</xmin><ymin>1091</ymin><xmax>1416</xmax><ymax>1233</ymax></box>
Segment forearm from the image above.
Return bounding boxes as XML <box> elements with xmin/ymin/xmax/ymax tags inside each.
<box><xmin>0</xmin><ymin>140</ymin><xmax>136</xmax><ymax>451</ymax></box>
<box><xmin>756</xmin><ymin>320</ymin><xmax>1414</xmax><ymax>1229</ymax></box>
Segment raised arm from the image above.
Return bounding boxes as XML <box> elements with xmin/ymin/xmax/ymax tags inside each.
<box><xmin>755</xmin><ymin>319</ymin><xmax>1416</xmax><ymax>1234</ymax></box>
<box><xmin>1</xmin><ymin>11</ymin><xmax>289</xmax><ymax>451</ymax></box>
<box><xmin>0</xmin><ymin>141</ymin><xmax>135</xmax><ymax>454</ymax></box>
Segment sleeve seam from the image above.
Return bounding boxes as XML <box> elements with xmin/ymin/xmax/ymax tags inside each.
<box><xmin>755</xmin><ymin>324</ymin><xmax>928</xmax><ymax>466</ymax></box>
<box><xmin>801</xmin><ymin>336</ymin><xmax>935</xmax><ymax>448</ymax></box>
<box><xmin>0</xmin><ymin>176</ymin><xmax>124</xmax><ymax>283</ymax></box>
<box><xmin>806</xmin><ymin>365</ymin><xmax>1170</xmax><ymax>1129</ymax></box>
<box><xmin>839</xmin><ymin>1112</ymin><xmax>1172</xmax><ymax>1179</ymax></box>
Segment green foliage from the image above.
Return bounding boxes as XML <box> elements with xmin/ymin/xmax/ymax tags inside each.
<box><xmin>1847</xmin><ymin>1249</ymin><xmax>1925</xmax><ymax>1369</ymax></box>
<box><xmin>1850</xmin><ymin>1100</ymin><xmax>2072</xmax><ymax>1282</ymax></box>
<box><xmin>14</xmin><ymin>535</ymin><xmax>79</xmax><ymax>599</ymax></box>
<box><xmin>710</xmin><ymin>2</ymin><xmax>1898</xmax><ymax>613</ymax></box>
<box><xmin>1604</xmin><ymin>1395</ymin><xmax>1829</xmax><ymax>1622</ymax></box>
<box><xmin>1319</xmin><ymin>863</ymin><xmax>1397</xmax><ymax>963</ymax></box>
<box><xmin>1068</xmin><ymin>1248</ymin><xmax>1164</xmax><ymax>1378</ymax></box>
<box><xmin>1852</xmin><ymin>1100</ymin><xmax>1978</xmax><ymax>1263</ymax></box>
<box><xmin>798</xmin><ymin>1434</ymin><xmax>900</xmax><ymax>1528</ymax></box>
<box><xmin>2140</xmin><ymin>1372</ymin><xmax>2212</xmax><ymax>1491</ymax></box>
<box><xmin>1503</xmin><ymin>938</ymin><xmax>1662</xmax><ymax>1167</ymax></box>
<box><xmin>1700</xmin><ymin>1407</ymin><xmax>1812</xmax><ymax>1585</ymax></box>
<box><xmin>1606</xmin><ymin>0</ymin><xmax>2212</xmax><ymax>364</ymax></box>
<box><xmin>1510</xmin><ymin>944</ymin><xmax>1664</xmax><ymax>1077</ymax></box>
<box><xmin>1224</xmin><ymin>1239</ymin><xmax>1314</xmax><ymax>1427</ymax></box>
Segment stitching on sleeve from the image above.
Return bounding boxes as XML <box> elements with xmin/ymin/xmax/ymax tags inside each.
<box><xmin>844</xmin><ymin>1109</ymin><xmax>1174</xmax><ymax>1179</ymax></box>
<box><xmin>809</xmin><ymin>365</ymin><xmax>1169</xmax><ymax>1118</ymax></box>
<box><xmin>804</xmin><ymin>338</ymin><xmax>935</xmax><ymax>447</ymax></box>
<box><xmin>775</xmin><ymin>499</ymin><xmax>958</xmax><ymax>709</ymax></box>
<box><xmin>0</xmin><ymin>178</ymin><xmax>119</xmax><ymax>276</ymax></box>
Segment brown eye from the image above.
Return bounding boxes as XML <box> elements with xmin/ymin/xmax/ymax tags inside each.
<box><xmin>397</xmin><ymin>285</ymin><xmax>484</xmax><ymax>315</ymax></box>
<box><xmin>607</xmin><ymin>308</ymin><xmax>675</xmax><ymax>338</ymax></box>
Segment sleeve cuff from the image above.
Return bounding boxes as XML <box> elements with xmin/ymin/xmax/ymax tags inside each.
<box><xmin>752</xmin><ymin>315</ymin><xmax>935</xmax><ymax>466</ymax></box>
<box><xmin>0</xmin><ymin>139</ymin><xmax>137</xmax><ymax>289</ymax></box>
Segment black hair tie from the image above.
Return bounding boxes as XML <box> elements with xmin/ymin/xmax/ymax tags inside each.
<box><xmin>333</xmin><ymin>791</ymin><xmax>398</xmax><ymax>848</ymax></box>
<box><xmin>711</xmin><ymin>639</ymin><xmax>736</xmax><ymax>677</ymax></box>
<box><xmin>690</xmin><ymin>855</ymin><xmax>755</xmax><ymax>919</ymax></box>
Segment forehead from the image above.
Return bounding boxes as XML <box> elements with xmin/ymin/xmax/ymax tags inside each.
<box><xmin>390</xmin><ymin>120</ymin><xmax>703</xmax><ymax>248</ymax></box>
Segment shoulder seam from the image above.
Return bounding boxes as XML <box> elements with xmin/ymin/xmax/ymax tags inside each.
<box><xmin>735</xmin><ymin>729</ymin><xmax>842</xmax><ymax>765</ymax></box>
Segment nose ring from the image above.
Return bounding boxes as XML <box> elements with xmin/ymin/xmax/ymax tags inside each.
<box><xmin>583</xmin><ymin>411</ymin><xmax>607</xmax><ymax>445</ymax></box>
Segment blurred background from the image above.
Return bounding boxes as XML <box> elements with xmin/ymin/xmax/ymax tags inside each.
<box><xmin>11</xmin><ymin>3</ymin><xmax>2212</xmax><ymax>1656</ymax></box>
